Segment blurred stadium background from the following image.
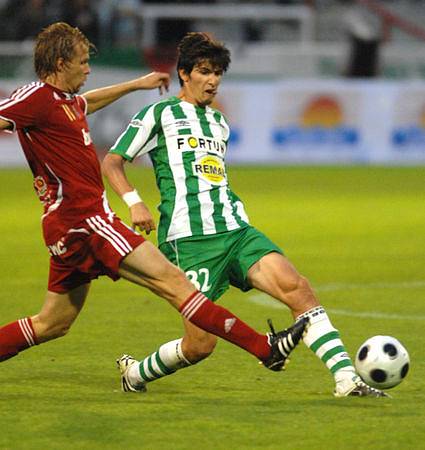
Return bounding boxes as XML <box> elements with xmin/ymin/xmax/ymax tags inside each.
<box><xmin>1</xmin><ymin>0</ymin><xmax>425</xmax><ymax>166</ymax></box>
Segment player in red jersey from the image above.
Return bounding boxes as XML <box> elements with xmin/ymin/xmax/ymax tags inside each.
<box><xmin>0</xmin><ymin>22</ymin><xmax>308</xmax><ymax>379</ymax></box>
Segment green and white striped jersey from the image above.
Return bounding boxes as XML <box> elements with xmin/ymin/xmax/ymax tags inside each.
<box><xmin>110</xmin><ymin>96</ymin><xmax>249</xmax><ymax>245</ymax></box>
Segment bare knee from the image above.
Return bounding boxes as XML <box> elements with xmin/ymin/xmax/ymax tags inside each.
<box><xmin>31</xmin><ymin>315</ymin><xmax>73</xmax><ymax>343</ymax></box>
<box><xmin>271</xmin><ymin>267</ymin><xmax>308</xmax><ymax>296</ymax></box>
<box><xmin>287</xmin><ymin>274</ymin><xmax>312</xmax><ymax>295</ymax></box>
<box><xmin>280</xmin><ymin>273</ymin><xmax>319</xmax><ymax>316</ymax></box>
<box><xmin>182</xmin><ymin>335</ymin><xmax>217</xmax><ymax>363</ymax></box>
<box><xmin>159</xmin><ymin>265</ymin><xmax>197</xmax><ymax>306</ymax></box>
<box><xmin>249</xmin><ymin>254</ymin><xmax>319</xmax><ymax>317</ymax></box>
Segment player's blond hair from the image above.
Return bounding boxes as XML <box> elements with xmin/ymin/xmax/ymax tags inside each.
<box><xmin>34</xmin><ymin>22</ymin><xmax>95</xmax><ymax>79</ymax></box>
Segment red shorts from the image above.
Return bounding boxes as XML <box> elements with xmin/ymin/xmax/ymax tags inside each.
<box><xmin>47</xmin><ymin>214</ymin><xmax>145</xmax><ymax>293</ymax></box>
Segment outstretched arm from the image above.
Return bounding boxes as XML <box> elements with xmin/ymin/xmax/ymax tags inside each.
<box><xmin>102</xmin><ymin>153</ymin><xmax>156</xmax><ymax>234</ymax></box>
<box><xmin>83</xmin><ymin>72</ymin><xmax>170</xmax><ymax>114</ymax></box>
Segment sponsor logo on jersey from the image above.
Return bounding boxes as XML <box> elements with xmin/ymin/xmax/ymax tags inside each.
<box><xmin>34</xmin><ymin>176</ymin><xmax>47</xmax><ymax>197</ymax></box>
<box><xmin>177</xmin><ymin>136</ymin><xmax>226</xmax><ymax>155</ymax></box>
<box><xmin>192</xmin><ymin>155</ymin><xmax>226</xmax><ymax>184</ymax></box>
<box><xmin>175</xmin><ymin>120</ymin><xmax>191</xmax><ymax>127</ymax></box>
<box><xmin>82</xmin><ymin>128</ymin><xmax>92</xmax><ymax>146</ymax></box>
<box><xmin>33</xmin><ymin>175</ymin><xmax>54</xmax><ymax>206</ymax></box>
<box><xmin>188</xmin><ymin>136</ymin><xmax>198</xmax><ymax>148</ymax></box>
<box><xmin>130</xmin><ymin>118</ymin><xmax>144</xmax><ymax>127</ymax></box>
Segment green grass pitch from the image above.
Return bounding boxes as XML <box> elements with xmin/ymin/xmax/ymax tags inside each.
<box><xmin>0</xmin><ymin>166</ymin><xmax>424</xmax><ymax>450</ymax></box>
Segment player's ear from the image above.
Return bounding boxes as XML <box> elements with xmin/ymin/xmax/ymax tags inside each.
<box><xmin>178</xmin><ymin>68</ymin><xmax>190</xmax><ymax>84</ymax></box>
<box><xmin>56</xmin><ymin>57</ymin><xmax>66</xmax><ymax>73</ymax></box>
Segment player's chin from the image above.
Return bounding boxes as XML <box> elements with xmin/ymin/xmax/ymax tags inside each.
<box><xmin>74</xmin><ymin>80</ymin><xmax>86</xmax><ymax>94</ymax></box>
<box><xmin>70</xmin><ymin>85</ymin><xmax>82</xmax><ymax>95</ymax></box>
<box><xmin>202</xmin><ymin>95</ymin><xmax>216</xmax><ymax>106</ymax></box>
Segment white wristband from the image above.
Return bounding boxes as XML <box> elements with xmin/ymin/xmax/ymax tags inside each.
<box><xmin>122</xmin><ymin>189</ymin><xmax>142</xmax><ymax>207</ymax></box>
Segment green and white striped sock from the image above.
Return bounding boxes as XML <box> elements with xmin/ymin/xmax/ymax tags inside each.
<box><xmin>297</xmin><ymin>306</ymin><xmax>356</xmax><ymax>380</ymax></box>
<box><xmin>128</xmin><ymin>338</ymin><xmax>191</xmax><ymax>385</ymax></box>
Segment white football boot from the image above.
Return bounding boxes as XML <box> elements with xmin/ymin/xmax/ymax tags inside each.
<box><xmin>334</xmin><ymin>373</ymin><xmax>390</xmax><ymax>398</ymax></box>
<box><xmin>116</xmin><ymin>354</ymin><xmax>146</xmax><ymax>393</ymax></box>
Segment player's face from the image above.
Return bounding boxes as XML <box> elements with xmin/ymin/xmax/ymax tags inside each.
<box><xmin>62</xmin><ymin>44</ymin><xmax>91</xmax><ymax>94</ymax></box>
<box><xmin>180</xmin><ymin>60</ymin><xmax>223</xmax><ymax>107</ymax></box>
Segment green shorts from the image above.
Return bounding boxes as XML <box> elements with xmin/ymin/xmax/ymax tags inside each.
<box><xmin>159</xmin><ymin>226</ymin><xmax>283</xmax><ymax>301</ymax></box>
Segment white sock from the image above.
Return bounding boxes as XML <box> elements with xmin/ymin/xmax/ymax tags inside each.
<box><xmin>297</xmin><ymin>306</ymin><xmax>356</xmax><ymax>381</ymax></box>
<box><xmin>129</xmin><ymin>338</ymin><xmax>191</xmax><ymax>384</ymax></box>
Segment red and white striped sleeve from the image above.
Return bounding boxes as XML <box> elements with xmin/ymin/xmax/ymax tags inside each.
<box><xmin>0</xmin><ymin>81</ymin><xmax>47</xmax><ymax>131</ymax></box>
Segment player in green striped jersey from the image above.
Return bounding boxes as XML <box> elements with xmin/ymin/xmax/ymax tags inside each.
<box><xmin>103</xmin><ymin>32</ymin><xmax>387</xmax><ymax>397</ymax></box>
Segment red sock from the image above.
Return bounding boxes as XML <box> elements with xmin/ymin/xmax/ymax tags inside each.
<box><xmin>180</xmin><ymin>291</ymin><xmax>270</xmax><ymax>360</ymax></box>
<box><xmin>0</xmin><ymin>318</ymin><xmax>37</xmax><ymax>362</ymax></box>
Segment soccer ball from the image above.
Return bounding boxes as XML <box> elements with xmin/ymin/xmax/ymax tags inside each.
<box><xmin>355</xmin><ymin>335</ymin><xmax>410</xmax><ymax>389</ymax></box>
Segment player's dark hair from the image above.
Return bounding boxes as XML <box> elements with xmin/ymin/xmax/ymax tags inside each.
<box><xmin>34</xmin><ymin>22</ymin><xmax>96</xmax><ymax>79</ymax></box>
<box><xmin>177</xmin><ymin>32</ymin><xmax>231</xmax><ymax>86</ymax></box>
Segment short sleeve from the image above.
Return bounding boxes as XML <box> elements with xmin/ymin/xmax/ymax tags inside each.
<box><xmin>0</xmin><ymin>83</ymin><xmax>48</xmax><ymax>132</ymax></box>
<box><xmin>110</xmin><ymin>103</ymin><xmax>160</xmax><ymax>162</ymax></box>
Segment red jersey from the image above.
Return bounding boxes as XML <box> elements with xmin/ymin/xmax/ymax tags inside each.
<box><xmin>0</xmin><ymin>82</ymin><xmax>111</xmax><ymax>245</ymax></box>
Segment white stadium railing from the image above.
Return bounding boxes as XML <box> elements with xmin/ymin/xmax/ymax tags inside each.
<box><xmin>116</xmin><ymin>3</ymin><xmax>315</xmax><ymax>47</ymax></box>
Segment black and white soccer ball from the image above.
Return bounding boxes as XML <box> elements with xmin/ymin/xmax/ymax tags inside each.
<box><xmin>355</xmin><ymin>335</ymin><xmax>410</xmax><ymax>389</ymax></box>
